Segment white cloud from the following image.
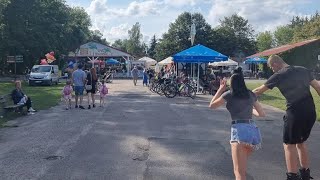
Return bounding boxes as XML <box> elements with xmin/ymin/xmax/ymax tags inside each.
<box><xmin>103</xmin><ymin>24</ymin><xmax>131</xmax><ymax>42</ymax></box>
<box><xmin>207</xmin><ymin>0</ymin><xmax>308</xmax><ymax>32</ymax></box>
<box><xmin>82</xmin><ymin>0</ymin><xmax>316</xmax><ymax>43</ymax></box>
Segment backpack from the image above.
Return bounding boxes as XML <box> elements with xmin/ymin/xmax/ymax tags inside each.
<box><xmin>102</xmin><ymin>85</ymin><xmax>108</xmax><ymax>95</ymax></box>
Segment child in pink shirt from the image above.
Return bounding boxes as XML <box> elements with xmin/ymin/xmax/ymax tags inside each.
<box><xmin>99</xmin><ymin>80</ymin><xmax>108</xmax><ymax>107</ymax></box>
<box><xmin>62</xmin><ymin>80</ymin><xmax>73</xmax><ymax>110</ymax></box>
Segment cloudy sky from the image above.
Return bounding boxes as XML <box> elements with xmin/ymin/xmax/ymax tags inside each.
<box><xmin>66</xmin><ymin>0</ymin><xmax>320</xmax><ymax>43</ymax></box>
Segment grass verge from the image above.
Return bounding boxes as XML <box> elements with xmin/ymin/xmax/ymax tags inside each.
<box><xmin>246</xmin><ymin>82</ymin><xmax>320</xmax><ymax>121</ymax></box>
<box><xmin>0</xmin><ymin>82</ymin><xmax>63</xmax><ymax>126</ymax></box>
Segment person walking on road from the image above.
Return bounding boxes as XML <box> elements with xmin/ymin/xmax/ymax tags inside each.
<box><xmin>72</xmin><ymin>64</ymin><xmax>86</xmax><ymax>109</ymax></box>
<box><xmin>86</xmin><ymin>68</ymin><xmax>98</xmax><ymax>109</ymax></box>
<box><xmin>209</xmin><ymin>67</ymin><xmax>265</xmax><ymax>180</ymax></box>
<box><xmin>131</xmin><ymin>66</ymin><xmax>139</xmax><ymax>86</ymax></box>
<box><xmin>253</xmin><ymin>55</ymin><xmax>320</xmax><ymax>180</ymax></box>
<box><xmin>142</xmin><ymin>68</ymin><xmax>148</xmax><ymax>86</ymax></box>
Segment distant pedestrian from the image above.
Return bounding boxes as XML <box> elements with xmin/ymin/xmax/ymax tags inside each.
<box><xmin>209</xmin><ymin>67</ymin><xmax>265</xmax><ymax>180</ymax></box>
<box><xmin>131</xmin><ymin>66</ymin><xmax>139</xmax><ymax>86</ymax></box>
<box><xmin>72</xmin><ymin>64</ymin><xmax>86</xmax><ymax>109</ymax></box>
<box><xmin>62</xmin><ymin>80</ymin><xmax>73</xmax><ymax>110</ymax></box>
<box><xmin>99</xmin><ymin>80</ymin><xmax>108</xmax><ymax>107</ymax></box>
<box><xmin>142</xmin><ymin>68</ymin><xmax>148</xmax><ymax>86</ymax></box>
<box><xmin>86</xmin><ymin>68</ymin><xmax>98</xmax><ymax>109</ymax></box>
<box><xmin>253</xmin><ymin>55</ymin><xmax>320</xmax><ymax>180</ymax></box>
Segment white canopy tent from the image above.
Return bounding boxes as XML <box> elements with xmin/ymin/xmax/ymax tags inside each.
<box><xmin>158</xmin><ymin>57</ymin><xmax>173</xmax><ymax>65</ymax></box>
<box><xmin>209</xmin><ymin>59</ymin><xmax>238</xmax><ymax>66</ymax></box>
<box><xmin>138</xmin><ymin>57</ymin><xmax>157</xmax><ymax>68</ymax></box>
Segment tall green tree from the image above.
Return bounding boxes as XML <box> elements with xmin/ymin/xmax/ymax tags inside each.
<box><xmin>155</xmin><ymin>12</ymin><xmax>213</xmax><ymax>60</ymax></box>
<box><xmin>112</xmin><ymin>39</ymin><xmax>128</xmax><ymax>51</ymax></box>
<box><xmin>0</xmin><ymin>0</ymin><xmax>11</xmax><ymax>74</ymax></box>
<box><xmin>89</xmin><ymin>29</ymin><xmax>109</xmax><ymax>45</ymax></box>
<box><xmin>126</xmin><ymin>22</ymin><xmax>144</xmax><ymax>57</ymax></box>
<box><xmin>274</xmin><ymin>25</ymin><xmax>294</xmax><ymax>46</ymax></box>
<box><xmin>0</xmin><ymin>0</ymin><xmax>98</xmax><ymax>72</ymax></box>
<box><xmin>217</xmin><ymin>14</ymin><xmax>256</xmax><ymax>57</ymax></box>
<box><xmin>256</xmin><ymin>31</ymin><xmax>274</xmax><ymax>51</ymax></box>
<box><xmin>293</xmin><ymin>15</ymin><xmax>320</xmax><ymax>42</ymax></box>
<box><xmin>148</xmin><ymin>35</ymin><xmax>157</xmax><ymax>60</ymax></box>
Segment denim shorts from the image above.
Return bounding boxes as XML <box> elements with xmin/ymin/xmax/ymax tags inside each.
<box><xmin>230</xmin><ymin>121</ymin><xmax>262</xmax><ymax>150</ymax></box>
<box><xmin>74</xmin><ymin>86</ymin><xmax>84</xmax><ymax>96</ymax></box>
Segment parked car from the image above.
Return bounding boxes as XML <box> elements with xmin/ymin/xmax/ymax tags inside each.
<box><xmin>28</xmin><ymin>65</ymin><xmax>60</xmax><ymax>86</ymax></box>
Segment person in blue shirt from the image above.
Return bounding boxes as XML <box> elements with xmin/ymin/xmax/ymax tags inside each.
<box><xmin>142</xmin><ymin>68</ymin><xmax>148</xmax><ymax>86</ymax></box>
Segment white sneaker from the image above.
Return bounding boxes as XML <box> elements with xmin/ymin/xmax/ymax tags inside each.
<box><xmin>28</xmin><ymin>107</ymin><xmax>36</xmax><ymax>112</ymax></box>
<box><xmin>28</xmin><ymin>112</ymin><xmax>35</xmax><ymax>115</ymax></box>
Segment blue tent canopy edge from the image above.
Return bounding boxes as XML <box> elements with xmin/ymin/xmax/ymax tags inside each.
<box><xmin>173</xmin><ymin>44</ymin><xmax>228</xmax><ymax>63</ymax></box>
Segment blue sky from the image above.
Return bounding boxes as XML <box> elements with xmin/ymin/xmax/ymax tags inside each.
<box><xmin>66</xmin><ymin>0</ymin><xmax>320</xmax><ymax>43</ymax></box>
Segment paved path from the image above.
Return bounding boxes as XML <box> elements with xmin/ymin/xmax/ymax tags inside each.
<box><xmin>0</xmin><ymin>80</ymin><xmax>319</xmax><ymax>180</ymax></box>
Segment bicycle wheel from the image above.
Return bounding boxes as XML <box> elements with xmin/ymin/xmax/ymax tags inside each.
<box><xmin>186</xmin><ymin>84</ymin><xmax>196</xmax><ymax>99</ymax></box>
<box><xmin>164</xmin><ymin>84</ymin><xmax>177</xmax><ymax>98</ymax></box>
<box><xmin>157</xmin><ymin>84</ymin><xmax>165</xmax><ymax>96</ymax></box>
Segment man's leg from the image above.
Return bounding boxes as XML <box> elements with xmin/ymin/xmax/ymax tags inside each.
<box><xmin>75</xmin><ymin>95</ymin><xmax>79</xmax><ymax>106</ymax></box>
<box><xmin>296</xmin><ymin>143</ymin><xmax>309</xmax><ymax>168</ymax></box>
<box><xmin>80</xmin><ymin>95</ymin><xmax>83</xmax><ymax>106</ymax></box>
<box><xmin>296</xmin><ymin>143</ymin><xmax>313</xmax><ymax>180</ymax></box>
<box><xmin>284</xmin><ymin>144</ymin><xmax>299</xmax><ymax>173</ymax></box>
<box><xmin>26</xmin><ymin>97</ymin><xmax>32</xmax><ymax>110</ymax></box>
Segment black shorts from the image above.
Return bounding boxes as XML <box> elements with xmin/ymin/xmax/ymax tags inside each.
<box><xmin>283</xmin><ymin>97</ymin><xmax>316</xmax><ymax>144</ymax></box>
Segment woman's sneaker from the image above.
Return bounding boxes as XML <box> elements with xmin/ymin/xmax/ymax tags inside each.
<box><xmin>28</xmin><ymin>107</ymin><xmax>36</xmax><ymax>112</ymax></box>
<box><xmin>286</xmin><ymin>173</ymin><xmax>300</xmax><ymax>180</ymax></box>
<box><xmin>299</xmin><ymin>168</ymin><xmax>313</xmax><ymax>180</ymax></box>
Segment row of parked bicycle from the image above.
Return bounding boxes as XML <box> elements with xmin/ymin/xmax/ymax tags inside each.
<box><xmin>149</xmin><ymin>77</ymin><xmax>197</xmax><ymax>99</ymax></box>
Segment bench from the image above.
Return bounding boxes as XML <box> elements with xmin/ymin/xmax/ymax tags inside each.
<box><xmin>0</xmin><ymin>94</ymin><xmax>25</xmax><ymax>117</ymax></box>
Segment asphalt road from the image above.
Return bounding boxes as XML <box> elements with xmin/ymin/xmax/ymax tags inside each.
<box><xmin>0</xmin><ymin>80</ymin><xmax>319</xmax><ymax>180</ymax></box>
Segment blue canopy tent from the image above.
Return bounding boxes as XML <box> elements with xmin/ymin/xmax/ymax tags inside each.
<box><xmin>244</xmin><ymin>57</ymin><xmax>267</xmax><ymax>64</ymax></box>
<box><xmin>106</xmin><ymin>58</ymin><xmax>120</xmax><ymax>65</ymax></box>
<box><xmin>173</xmin><ymin>44</ymin><xmax>228</xmax><ymax>92</ymax></box>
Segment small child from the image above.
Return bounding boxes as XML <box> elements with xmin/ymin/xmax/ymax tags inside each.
<box><xmin>62</xmin><ymin>80</ymin><xmax>73</xmax><ymax>110</ymax></box>
<box><xmin>99</xmin><ymin>80</ymin><xmax>108</xmax><ymax>107</ymax></box>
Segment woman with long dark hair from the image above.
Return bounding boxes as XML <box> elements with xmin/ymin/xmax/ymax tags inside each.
<box><xmin>86</xmin><ymin>68</ymin><xmax>98</xmax><ymax>109</ymax></box>
<box><xmin>209</xmin><ymin>67</ymin><xmax>265</xmax><ymax>180</ymax></box>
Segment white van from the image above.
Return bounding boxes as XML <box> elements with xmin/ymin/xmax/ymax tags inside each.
<box><xmin>29</xmin><ymin>65</ymin><xmax>59</xmax><ymax>86</ymax></box>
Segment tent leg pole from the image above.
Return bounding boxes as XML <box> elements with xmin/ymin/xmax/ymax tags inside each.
<box><xmin>197</xmin><ymin>62</ymin><xmax>200</xmax><ymax>93</ymax></box>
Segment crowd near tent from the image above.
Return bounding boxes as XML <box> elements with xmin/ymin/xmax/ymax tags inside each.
<box><xmin>172</xmin><ymin>44</ymin><xmax>228</xmax><ymax>92</ymax></box>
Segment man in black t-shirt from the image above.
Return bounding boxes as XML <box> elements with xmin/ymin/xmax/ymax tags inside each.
<box><xmin>253</xmin><ymin>55</ymin><xmax>320</xmax><ymax>180</ymax></box>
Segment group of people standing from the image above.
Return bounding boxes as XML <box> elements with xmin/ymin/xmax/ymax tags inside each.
<box><xmin>131</xmin><ymin>66</ymin><xmax>154</xmax><ymax>86</ymax></box>
<box><xmin>210</xmin><ymin>55</ymin><xmax>319</xmax><ymax>180</ymax></box>
<box><xmin>61</xmin><ymin>64</ymin><xmax>108</xmax><ymax>110</ymax></box>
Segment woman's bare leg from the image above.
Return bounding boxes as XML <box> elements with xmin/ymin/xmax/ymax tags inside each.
<box><xmin>231</xmin><ymin>143</ymin><xmax>250</xmax><ymax>180</ymax></box>
<box><xmin>91</xmin><ymin>93</ymin><xmax>95</xmax><ymax>106</ymax></box>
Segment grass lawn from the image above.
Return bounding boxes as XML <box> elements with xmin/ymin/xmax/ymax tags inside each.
<box><xmin>0</xmin><ymin>82</ymin><xmax>64</xmax><ymax>126</ymax></box>
<box><xmin>247</xmin><ymin>82</ymin><xmax>320</xmax><ymax>121</ymax></box>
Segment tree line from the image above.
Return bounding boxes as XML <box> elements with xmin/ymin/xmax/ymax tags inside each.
<box><xmin>1</xmin><ymin>0</ymin><xmax>319</xmax><ymax>74</ymax></box>
<box><xmin>114</xmin><ymin>11</ymin><xmax>320</xmax><ymax>62</ymax></box>
<box><xmin>255</xmin><ymin>12</ymin><xmax>320</xmax><ymax>52</ymax></box>
<box><xmin>0</xmin><ymin>0</ymin><xmax>107</xmax><ymax>74</ymax></box>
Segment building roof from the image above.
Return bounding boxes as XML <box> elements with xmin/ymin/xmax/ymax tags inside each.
<box><xmin>247</xmin><ymin>39</ymin><xmax>320</xmax><ymax>58</ymax></box>
<box><xmin>69</xmin><ymin>41</ymin><xmax>133</xmax><ymax>58</ymax></box>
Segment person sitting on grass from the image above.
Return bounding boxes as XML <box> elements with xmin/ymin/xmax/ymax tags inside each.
<box><xmin>11</xmin><ymin>81</ymin><xmax>36</xmax><ymax>115</ymax></box>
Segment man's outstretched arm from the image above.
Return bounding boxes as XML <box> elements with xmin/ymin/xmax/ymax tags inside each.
<box><xmin>253</xmin><ymin>85</ymin><xmax>269</xmax><ymax>96</ymax></box>
<box><xmin>310</xmin><ymin>80</ymin><xmax>320</xmax><ymax>96</ymax></box>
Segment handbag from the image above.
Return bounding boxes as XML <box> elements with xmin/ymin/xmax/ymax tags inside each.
<box><xmin>85</xmin><ymin>73</ymin><xmax>93</xmax><ymax>91</ymax></box>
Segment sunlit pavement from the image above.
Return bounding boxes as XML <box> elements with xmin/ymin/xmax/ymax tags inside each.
<box><xmin>0</xmin><ymin>79</ymin><xmax>319</xmax><ymax>180</ymax></box>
